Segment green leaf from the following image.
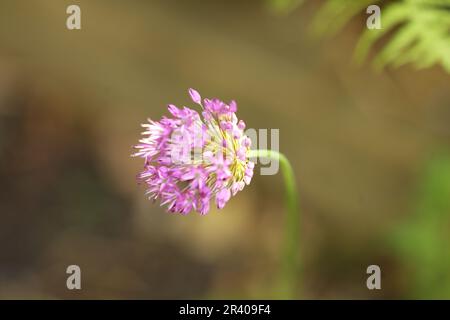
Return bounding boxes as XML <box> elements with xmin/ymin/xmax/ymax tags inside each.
<box><xmin>391</xmin><ymin>151</ymin><xmax>450</xmax><ymax>298</ymax></box>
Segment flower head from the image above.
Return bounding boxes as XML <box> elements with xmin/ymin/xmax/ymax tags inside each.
<box><xmin>133</xmin><ymin>88</ymin><xmax>254</xmax><ymax>215</ymax></box>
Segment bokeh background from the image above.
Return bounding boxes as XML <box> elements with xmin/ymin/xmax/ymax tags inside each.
<box><xmin>0</xmin><ymin>0</ymin><xmax>449</xmax><ymax>299</ymax></box>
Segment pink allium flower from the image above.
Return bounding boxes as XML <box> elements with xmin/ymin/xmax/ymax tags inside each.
<box><xmin>133</xmin><ymin>89</ymin><xmax>254</xmax><ymax>215</ymax></box>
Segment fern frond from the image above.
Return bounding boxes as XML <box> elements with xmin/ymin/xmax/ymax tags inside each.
<box><xmin>266</xmin><ymin>0</ymin><xmax>450</xmax><ymax>73</ymax></box>
<box><xmin>355</xmin><ymin>0</ymin><xmax>450</xmax><ymax>73</ymax></box>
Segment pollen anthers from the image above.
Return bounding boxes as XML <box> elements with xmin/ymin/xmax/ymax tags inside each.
<box><xmin>133</xmin><ymin>88</ymin><xmax>254</xmax><ymax>215</ymax></box>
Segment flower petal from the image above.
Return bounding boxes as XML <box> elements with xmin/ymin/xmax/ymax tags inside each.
<box><xmin>188</xmin><ymin>88</ymin><xmax>202</xmax><ymax>105</ymax></box>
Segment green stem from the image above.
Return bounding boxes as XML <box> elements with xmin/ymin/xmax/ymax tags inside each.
<box><xmin>248</xmin><ymin>149</ymin><xmax>300</xmax><ymax>299</ymax></box>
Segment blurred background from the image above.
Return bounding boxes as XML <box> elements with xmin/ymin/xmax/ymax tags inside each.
<box><xmin>0</xmin><ymin>0</ymin><xmax>449</xmax><ymax>299</ymax></box>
